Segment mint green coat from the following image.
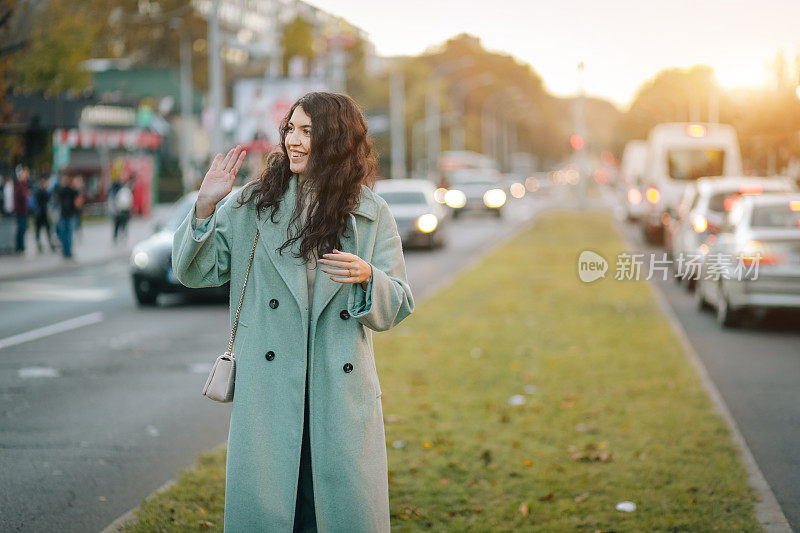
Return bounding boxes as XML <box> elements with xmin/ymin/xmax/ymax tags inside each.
<box><xmin>172</xmin><ymin>175</ymin><xmax>414</xmax><ymax>532</ymax></box>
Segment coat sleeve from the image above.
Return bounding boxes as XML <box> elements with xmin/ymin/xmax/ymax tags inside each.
<box><xmin>171</xmin><ymin>196</ymin><xmax>234</xmax><ymax>288</ymax></box>
<box><xmin>348</xmin><ymin>201</ymin><xmax>415</xmax><ymax>332</ymax></box>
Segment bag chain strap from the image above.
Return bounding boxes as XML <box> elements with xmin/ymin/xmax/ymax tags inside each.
<box><xmin>225</xmin><ymin>228</ymin><xmax>260</xmax><ymax>357</ymax></box>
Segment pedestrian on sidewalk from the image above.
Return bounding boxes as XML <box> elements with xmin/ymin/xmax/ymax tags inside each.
<box><xmin>172</xmin><ymin>92</ymin><xmax>414</xmax><ymax>532</ymax></box>
<box><xmin>13</xmin><ymin>166</ymin><xmax>30</xmax><ymax>254</ymax></box>
<box><xmin>109</xmin><ymin>175</ymin><xmax>133</xmax><ymax>243</ymax></box>
<box><xmin>33</xmin><ymin>175</ymin><xmax>56</xmax><ymax>252</ymax></box>
<box><xmin>55</xmin><ymin>174</ymin><xmax>81</xmax><ymax>259</ymax></box>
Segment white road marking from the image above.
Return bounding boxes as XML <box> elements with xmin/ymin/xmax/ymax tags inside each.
<box><xmin>18</xmin><ymin>366</ymin><xmax>60</xmax><ymax>378</ymax></box>
<box><xmin>0</xmin><ymin>312</ymin><xmax>104</xmax><ymax>351</ymax></box>
<box><xmin>0</xmin><ymin>281</ymin><xmax>113</xmax><ymax>302</ymax></box>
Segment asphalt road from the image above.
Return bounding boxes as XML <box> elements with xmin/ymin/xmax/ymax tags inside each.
<box><xmin>614</xmin><ymin>218</ymin><xmax>800</xmax><ymax>531</ymax></box>
<box><xmin>0</xmin><ymin>197</ymin><xmax>539</xmax><ymax>533</ymax></box>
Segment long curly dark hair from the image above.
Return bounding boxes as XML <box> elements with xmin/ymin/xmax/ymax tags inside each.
<box><xmin>237</xmin><ymin>92</ymin><xmax>377</xmax><ymax>263</ymax></box>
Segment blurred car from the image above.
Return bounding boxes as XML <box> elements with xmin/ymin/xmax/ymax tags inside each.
<box><xmin>694</xmin><ymin>192</ymin><xmax>800</xmax><ymax>327</ymax></box>
<box><xmin>667</xmin><ymin>176</ymin><xmax>797</xmax><ymax>287</ymax></box>
<box><xmin>443</xmin><ymin>168</ymin><xmax>507</xmax><ymax>219</ymax></box>
<box><xmin>130</xmin><ymin>188</ymin><xmax>241</xmax><ymax>305</ymax></box>
<box><xmin>374</xmin><ymin>179</ymin><xmax>448</xmax><ymax>250</ymax></box>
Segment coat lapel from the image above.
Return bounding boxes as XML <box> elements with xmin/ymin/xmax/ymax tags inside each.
<box><xmin>255</xmin><ymin>175</ymin><xmax>308</xmax><ymax>314</ymax></box>
<box><xmin>255</xmin><ymin>176</ymin><xmax>380</xmax><ymax>324</ymax></box>
<box><xmin>311</xmin><ymin>186</ymin><xmax>379</xmax><ymax>324</ymax></box>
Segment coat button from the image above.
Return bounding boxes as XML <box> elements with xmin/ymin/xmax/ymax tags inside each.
<box><xmin>265</xmin><ymin>351</ymin><xmax>275</xmax><ymax>361</ymax></box>
<box><xmin>340</xmin><ymin>309</ymin><xmax>350</xmax><ymax>320</ymax></box>
<box><xmin>269</xmin><ymin>299</ymin><xmax>279</xmax><ymax>309</ymax></box>
<box><xmin>343</xmin><ymin>362</ymin><xmax>353</xmax><ymax>373</ymax></box>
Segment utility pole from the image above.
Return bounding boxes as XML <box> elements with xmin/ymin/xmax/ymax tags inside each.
<box><xmin>390</xmin><ymin>70</ymin><xmax>407</xmax><ymax>179</ymax></box>
<box><xmin>208</xmin><ymin>0</ymin><xmax>223</xmax><ymax>155</ymax></box>
<box><xmin>175</xmin><ymin>19</ymin><xmax>195</xmax><ymax>192</ymax></box>
<box><xmin>574</xmin><ymin>61</ymin><xmax>588</xmax><ymax>208</ymax></box>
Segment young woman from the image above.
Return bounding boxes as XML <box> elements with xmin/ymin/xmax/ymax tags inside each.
<box><xmin>172</xmin><ymin>92</ymin><xmax>414</xmax><ymax>532</ymax></box>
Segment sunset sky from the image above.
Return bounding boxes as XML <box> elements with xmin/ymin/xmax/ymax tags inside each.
<box><xmin>307</xmin><ymin>0</ymin><xmax>800</xmax><ymax>109</ymax></box>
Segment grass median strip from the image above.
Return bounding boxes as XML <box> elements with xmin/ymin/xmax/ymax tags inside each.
<box><xmin>121</xmin><ymin>209</ymin><xmax>760</xmax><ymax>532</ymax></box>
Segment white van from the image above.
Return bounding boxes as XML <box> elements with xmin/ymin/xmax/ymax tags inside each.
<box><xmin>640</xmin><ymin>123</ymin><xmax>743</xmax><ymax>244</ymax></box>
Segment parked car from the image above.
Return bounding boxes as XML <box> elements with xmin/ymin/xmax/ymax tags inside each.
<box><xmin>130</xmin><ymin>188</ymin><xmax>241</xmax><ymax>305</ymax></box>
<box><xmin>374</xmin><ymin>178</ymin><xmax>448</xmax><ymax>250</ymax></box>
<box><xmin>694</xmin><ymin>192</ymin><xmax>800</xmax><ymax>327</ymax></box>
<box><xmin>443</xmin><ymin>168</ymin><xmax>507</xmax><ymax>219</ymax></box>
<box><xmin>667</xmin><ymin>176</ymin><xmax>797</xmax><ymax>287</ymax></box>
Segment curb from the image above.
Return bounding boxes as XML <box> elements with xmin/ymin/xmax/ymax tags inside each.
<box><xmin>0</xmin><ymin>250</ymin><xmax>132</xmax><ymax>282</ymax></box>
<box><xmin>612</xmin><ymin>218</ymin><xmax>792</xmax><ymax>533</ymax></box>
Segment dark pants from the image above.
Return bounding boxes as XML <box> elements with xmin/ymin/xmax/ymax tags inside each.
<box><xmin>35</xmin><ymin>215</ymin><xmax>54</xmax><ymax>250</ymax></box>
<box><xmin>57</xmin><ymin>215</ymin><xmax>76</xmax><ymax>258</ymax></box>
<box><xmin>293</xmin><ymin>374</ymin><xmax>317</xmax><ymax>532</ymax></box>
<box><xmin>15</xmin><ymin>214</ymin><xmax>28</xmax><ymax>252</ymax></box>
<box><xmin>113</xmin><ymin>210</ymin><xmax>131</xmax><ymax>242</ymax></box>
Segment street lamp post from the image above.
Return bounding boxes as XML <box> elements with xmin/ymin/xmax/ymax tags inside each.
<box><xmin>425</xmin><ymin>57</ymin><xmax>474</xmax><ymax>178</ymax></box>
<box><xmin>171</xmin><ymin>17</ymin><xmax>195</xmax><ymax>192</ymax></box>
<box><xmin>208</xmin><ymin>0</ymin><xmax>223</xmax><ymax>155</ymax></box>
<box><xmin>450</xmin><ymin>72</ymin><xmax>493</xmax><ymax>152</ymax></box>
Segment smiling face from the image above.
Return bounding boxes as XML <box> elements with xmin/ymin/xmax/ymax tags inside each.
<box><xmin>284</xmin><ymin>106</ymin><xmax>312</xmax><ymax>176</ymax></box>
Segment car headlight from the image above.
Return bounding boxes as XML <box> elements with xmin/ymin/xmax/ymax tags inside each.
<box><xmin>132</xmin><ymin>250</ymin><xmax>150</xmax><ymax>269</ymax></box>
<box><xmin>445</xmin><ymin>189</ymin><xmax>467</xmax><ymax>208</ymax></box>
<box><xmin>416</xmin><ymin>214</ymin><xmax>438</xmax><ymax>233</ymax></box>
<box><xmin>483</xmin><ymin>188</ymin><xmax>506</xmax><ymax>208</ymax></box>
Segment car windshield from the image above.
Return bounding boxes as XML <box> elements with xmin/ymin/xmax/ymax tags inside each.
<box><xmin>377</xmin><ymin>191</ymin><xmax>428</xmax><ymax>205</ymax></box>
<box><xmin>751</xmin><ymin>204</ymin><xmax>800</xmax><ymax>228</ymax></box>
<box><xmin>667</xmin><ymin>149</ymin><xmax>725</xmax><ymax>180</ymax></box>
<box><xmin>164</xmin><ymin>195</ymin><xmax>198</xmax><ymax>232</ymax></box>
<box><xmin>708</xmin><ymin>192</ymin><xmax>742</xmax><ymax>213</ymax></box>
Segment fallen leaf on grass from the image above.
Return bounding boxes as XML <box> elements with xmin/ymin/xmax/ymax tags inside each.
<box><xmin>481</xmin><ymin>449</ymin><xmax>492</xmax><ymax>466</ymax></box>
<box><xmin>574</xmin><ymin>492</ymin><xmax>589</xmax><ymax>503</ymax></box>
<box><xmin>567</xmin><ymin>444</ymin><xmax>616</xmax><ymax>462</ymax></box>
<box><xmin>519</xmin><ymin>502</ymin><xmax>529</xmax><ymax>516</ymax></box>
<box><xmin>523</xmin><ymin>459</ymin><xmax>533</xmax><ymax>467</ymax></box>
<box><xmin>538</xmin><ymin>492</ymin><xmax>554</xmax><ymax>501</ymax></box>
<box><xmin>439</xmin><ymin>478</ymin><xmax>449</xmax><ymax>485</ymax></box>
<box><xmin>198</xmin><ymin>520</ymin><xmax>214</xmax><ymax>528</ymax></box>
<box><xmin>422</xmin><ymin>441</ymin><xmax>432</xmax><ymax>449</ymax></box>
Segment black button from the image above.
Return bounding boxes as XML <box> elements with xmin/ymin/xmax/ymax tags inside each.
<box><xmin>265</xmin><ymin>351</ymin><xmax>275</xmax><ymax>361</ymax></box>
<box><xmin>340</xmin><ymin>309</ymin><xmax>350</xmax><ymax>320</ymax></box>
<box><xmin>269</xmin><ymin>299</ymin><xmax>279</xmax><ymax>309</ymax></box>
<box><xmin>343</xmin><ymin>362</ymin><xmax>353</xmax><ymax>373</ymax></box>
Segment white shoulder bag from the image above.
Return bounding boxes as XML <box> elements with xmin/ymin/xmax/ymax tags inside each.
<box><xmin>202</xmin><ymin>228</ymin><xmax>260</xmax><ymax>402</ymax></box>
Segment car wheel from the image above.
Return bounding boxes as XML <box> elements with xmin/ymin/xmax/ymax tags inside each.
<box><xmin>715</xmin><ymin>281</ymin><xmax>741</xmax><ymax>328</ymax></box>
<box><xmin>134</xmin><ymin>279</ymin><xmax>158</xmax><ymax>306</ymax></box>
<box><xmin>694</xmin><ymin>279</ymin><xmax>712</xmax><ymax>311</ymax></box>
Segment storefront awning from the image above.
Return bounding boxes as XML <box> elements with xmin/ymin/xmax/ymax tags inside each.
<box><xmin>54</xmin><ymin>128</ymin><xmax>163</xmax><ymax>150</ymax></box>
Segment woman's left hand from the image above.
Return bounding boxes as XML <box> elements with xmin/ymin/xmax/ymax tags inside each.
<box><xmin>318</xmin><ymin>249</ymin><xmax>372</xmax><ymax>290</ymax></box>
